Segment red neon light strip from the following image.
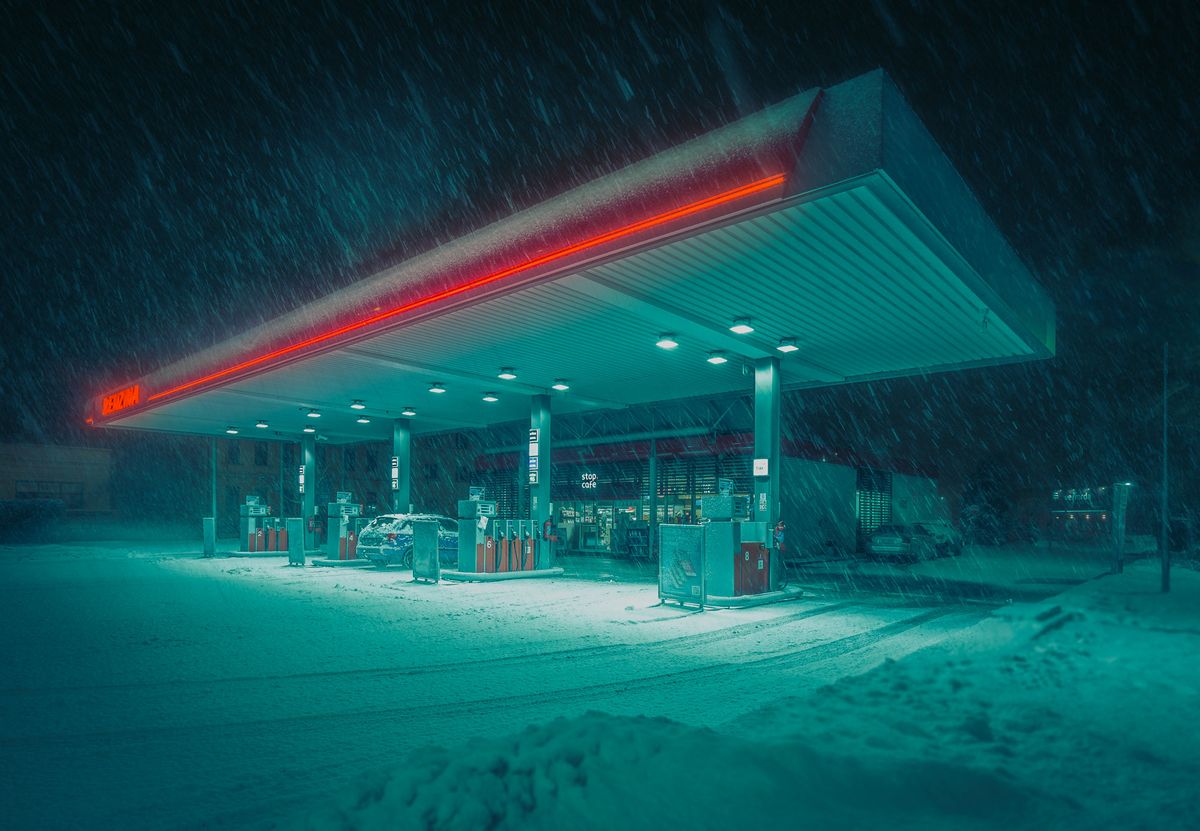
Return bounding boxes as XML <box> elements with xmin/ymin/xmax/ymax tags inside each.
<box><xmin>145</xmin><ymin>172</ymin><xmax>785</xmax><ymax>405</ymax></box>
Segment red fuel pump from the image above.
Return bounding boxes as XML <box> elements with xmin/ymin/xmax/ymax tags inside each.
<box><xmin>484</xmin><ymin>535</ymin><xmax>496</xmax><ymax>572</ymax></box>
<box><xmin>523</xmin><ymin>530</ymin><xmax>536</xmax><ymax>571</ymax></box>
<box><xmin>278</xmin><ymin>524</ymin><xmax>288</xmax><ymax>552</ymax></box>
<box><xmin>498</xmin><ymin>525</ymin><xmax>510</xmax><ymax>573</ymax></box>
<box><xmin>347</xmin><ymin>530</ymin><xmax>357</xmax><ymax>560</ymax></box>
<box><xmin>267</xmin><ymin>524</ymin><xmax>277</xmax><ymax>552</ymax></box>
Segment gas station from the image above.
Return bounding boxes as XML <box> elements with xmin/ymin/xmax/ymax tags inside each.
<box><xmin>86</xmin><ymin>70</ymin><xmax>1054</xmax><ymax>605</ymax></box>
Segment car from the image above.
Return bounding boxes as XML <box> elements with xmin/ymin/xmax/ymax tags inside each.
<box><xmin>919</xmin><ymin>520</ymin><xmax>964</xmax><ymax>555</ymax></box>
<box><xmin>866</xmin><ymin>521</ymin><xmax>962</xmax><ymax>561</ymax></box>
<box><xmin>356</xmin><ymin>513</ymin><xmax>460</xmax><ymax>568</ymax></box>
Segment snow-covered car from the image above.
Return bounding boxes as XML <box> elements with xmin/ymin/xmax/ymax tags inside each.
<box><xmin>919</xmin><ymin>520</ymin><xmax>964</xmax><ymax>555</ymax></box>
<box><xmin>357</xmin><ymin>513</ymin><xmax>459</xmax><ymax>568</ymax></box>
<box><xmin>866</xmin><ymin>522</ymin><xmax>961</xmax><ymax>561</ymax></box>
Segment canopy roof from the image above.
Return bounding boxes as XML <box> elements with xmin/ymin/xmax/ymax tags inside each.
<box><xmin>89</xmin><ymin>70</ymin><xmax>1054</xmax><ymax>444</ymax></box>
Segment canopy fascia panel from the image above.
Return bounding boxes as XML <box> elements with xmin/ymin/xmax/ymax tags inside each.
<box><xmin>89</xmin><ymin>70</ymin><xmax>1054</xmax><ymax>444</ymax></box>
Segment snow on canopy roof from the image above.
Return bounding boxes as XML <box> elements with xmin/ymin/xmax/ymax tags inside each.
<box><xmin>92</xmin><ymin>86</ymin><xmax>823</xmax><ymax>420</ymax></box>
<box><xmin>89</xmin><ymin>69</ymin><xmax>1053</xmax><ymax>428</ymax></box>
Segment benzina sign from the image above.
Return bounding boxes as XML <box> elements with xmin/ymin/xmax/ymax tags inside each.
<box><xmin>100</xmin><ymin>384</ymin><xmax>140</xmax><ymax>415</ymax></box>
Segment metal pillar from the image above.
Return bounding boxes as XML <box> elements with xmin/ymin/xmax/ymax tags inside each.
<box><xmin>278</xmin><ymin>443</ymin><xmax>286</xmax><ymax>517</ymax></box>
<box><xmin>210</xmin><ymin>437</ymin><xmax>218</xmax><ymax>531</ymax></box>
<box><xmin>1161</xmin><ymin>342</ymin><xmax>1170</xmax><ymax>593</ymax></box>
<box><xmin>530</xmin><ymin>394</ymin><xmax>552</xmax><ymax>567</ymax></box>
<box><xmin>392</xmin><ymin>419</ymin><xmax>412</xmax><ymax>513</ymax></box>
<box><xmin>648</xmin><ymin>437</ymin><xmax>658</xmax><ymax>555</ymax></box>
<box><xmin>302</xmin><ymin>435</ymin><xmax>317</xmax><ymax>550</ymax></box>
<box><xmin>753</xmin><ymin>357</ymin><xmax>781</xmax><ymax>587</ymax></box>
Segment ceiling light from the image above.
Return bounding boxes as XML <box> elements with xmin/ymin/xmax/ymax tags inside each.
<box><xmin>655</xmin><ymin>334</ymin><xmax>679</xmax><ymax>349</ymax></box>
<box><xmin>497</xmin><ymin>368</ymin><xmax>517</xmax><ymax>380</ymax></box>
<box><xmin>776</xmin><ymin>337</ymin><xmax>799</xmax><ymax>353</ymax></box>
<box><xmin>551</xmin><ymin>380</ymin><xmax>570</xmax><ymax>391</ymax></box>
<box><xmin>306</xmin><ymin>409</ymin><xmax>321</xmax><ymax>418</ymax></box>
<box><xmin>729</xmin><ymin>318</ymin><xmax>755</xmax><ymax>335</ymax></box>
<box><xmin>706</xmin><ymin>352</ymin><xmax>728</xmax><ymax>365</ymax></box>
<box><xmin>482</xmin><ymin>392</ymin><xmax>499</xmax><ymax>402</ymax></box>
<box><xmin>255</xmin><ymin>420</ymin><xmax>269</xmax><ymax>429</ymax></box>
<box><xmin>428</xmin><ymin>382</ymin><xmax>446</xmax><ymax>394</ymax></box>
<box><xmin>302</xmin><ymin>425</ymin><xmax>316</xmax><ymax>433</ymax></box>
<box><xmin>350</xmin><ymin>400</ymin><xmax>366</xmax><ymax>410</ymax></box>
<box><xmin>225</xmin><ymin>426</ymin><xmax>239</xmax><ymax>435</ymax></box>
<box><xmin>401</xmin><ymin>407</ymin><xmax>417</xmax><ymax>417</ymax></box>
<box><xmin>355</xmin><ymin>416</ymin><xmax>371</xmax><ymax>424</ymax></box>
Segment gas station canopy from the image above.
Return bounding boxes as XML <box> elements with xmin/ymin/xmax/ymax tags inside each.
<box><xmin>89</xmin><ymin>71</ymin><xmax>1054</xmax><ymax>443</ymax></box>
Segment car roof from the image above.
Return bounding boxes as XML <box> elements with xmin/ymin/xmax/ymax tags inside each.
<box><xmin>373</xmin><ymin>513</ymin><xmax>454</xmax><ymax>521</ymax></box>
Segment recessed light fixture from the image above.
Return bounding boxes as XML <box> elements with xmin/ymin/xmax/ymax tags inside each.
<box><xmin>706</xmin><ymin>352</ymin><xmax>729</xmax><ymax>365</ymax></box>
<box><xmin>255</xmin><ymin>420</ymin><xmax>269</xmax><ymax>429</ymax></box>
<box><xmin>225</xmin><ymin>426</ymin><xmax>239</xmax><ymax>435</ymax></box>
<box><xmin>355</xmin><ymin>416</ymin><xmax>371</xmax><ymax>424</ymax></box>
<box><xmin>350</xmin><ymin>400</ymin><xmax>366</xmax><ymax>410</ymax></box>
<box><xmin>655</xmin><ymin>334</ymin><xmax>679</xmax><ymax>350</ymax></box>
<box><xmin>482</xmin><ymin>392</ymin><xmax>499</xmax><ymax>402</ymax></box>
<box><xmin>302</xmin><ymin>425</ymin><xmax>316</xmax><ymax>434</ymax></box>
<box><xmin>306</xmin><ymin>408</ymin><xmax>321</xmax><ymax>418</ymax></box>
<box><xmin>551</xmin><ymin>379</ymin><xmax>570</xmax><ymax>391</ymax></box>
<box><xmin>428</xmin><ymin>382</ymin><xmax>447</xmax><ymax>394</ymax></box>
<box><xmin>729</xmin><ymin>318</ymin><xmax>755</xmax><ymax>335</ymax></box>
<box><xmin>497</xmin><ymin>368</ymin><xmax>517</xmax><ymax>380</ymax></box>
<box><xmin>401</xmin><ymin>407</ymin><xmax>417</xmax><ymax>417</ymax></box>
<box><xmin>776</xmin><ymin>337</ymin><xmax>799</xmax><ymax>353</ymax></box>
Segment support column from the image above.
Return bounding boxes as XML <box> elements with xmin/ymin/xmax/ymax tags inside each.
<box><xmin>530</xmin><ymin>394</ymin><xmax>552</xmax><ymax>567</ymax></box>
<box><xmin>392</xmin><ymin>419</ymin><xmax>412</xmax><ymax>513</ymax></box>
<box><xmin>753</xmin><ymin>358</ymin><xmax>782</xmax><ymax>588</ymax></box>
<box><xmin>648</xmin><ymin>437</ymin><xmax>658</xmax><ymax>556</ymax></box>
<box><xmin>210</xmin><ymin>437</ymin><xmax>218</xmax><ymax>535</ymax></box>
<box><xmin>302</xmin><ymin>434</ymin><xmax>317</xmax><ymax>550</ymax></box>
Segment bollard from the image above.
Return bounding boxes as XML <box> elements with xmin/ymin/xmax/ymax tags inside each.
<box><xmin>203</xmin><ymin>517</ymin><xmax>216</xmax><ymax>558</ymax></box>
<box><xmin>287</xmin><ymin>518</ymin><xmax>305</xmax><ymax>566</ymax></box>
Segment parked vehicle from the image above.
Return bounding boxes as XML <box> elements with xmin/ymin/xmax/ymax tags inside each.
<box><xmin>357</xmin><ymin>513</ymin><xmax>460</xmax><ymax>568</ymax></box>
<box><xmin>867</xmin><ymin>521</ymin><xmax>962</xmax><ymax>561</ymax></box>
<box><xmin>919</xmin><ymin>520</ymin><xmax>964</xmax><ymax>555</ymax></box>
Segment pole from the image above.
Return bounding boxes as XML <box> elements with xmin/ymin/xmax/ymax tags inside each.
<box><xmin>1161</xmin><ymin>342</ymin><xmax>1170</xmax><ymax>593</ymax></box>
<box><xmin>210</xmin><ymin>437</ymin><xmax>218</xmax><ymax>529</ymax></box>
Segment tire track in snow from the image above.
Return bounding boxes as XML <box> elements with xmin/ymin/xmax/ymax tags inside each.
<box><xmin>0</xmin><ymin>599</ymin><xmax>859</xmax><ymax>696</ymax></box>
<box><xmin>0</xmin><ymin>605</ymin><xmax>968</xmax><ymax>748</ymax></box>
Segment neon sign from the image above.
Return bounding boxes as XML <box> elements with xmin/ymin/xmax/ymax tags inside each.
<box><xmin>100</xmin><ymin>384</ymin><xmax>140</xmax><ymax>415</ymax></box>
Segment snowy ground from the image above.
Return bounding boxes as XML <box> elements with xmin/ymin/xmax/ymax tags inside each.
<box><xmin>0</xmin><ymin>541</ymin><xmax>1194</xmax><ymax>829</ymax></box>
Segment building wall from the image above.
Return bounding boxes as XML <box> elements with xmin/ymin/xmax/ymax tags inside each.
<box><xmin>779</xmin><ymin>457</ymin><xmax>858</xmax><ymax>558</ymax></box>
<box><xmin>891</xmin><ymin>473</ymin><xmax>948</xmax><ymax>524</ymax></box>
<box><xmin>0</xmin><ymin>443</ymin><xmax>113</xmax><ymax>512</ymax></box>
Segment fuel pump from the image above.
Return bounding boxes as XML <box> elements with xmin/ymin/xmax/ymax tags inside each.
<box><xmin>457</xmin><ymin>498</ymin><xmax>497</xmax><ymax>572</ymax></box>
<box><xmin>521</xmin><ymin>520</ymin><xmax>536</xmax><ymax>571</ymax></box>
<box><xmin>326</xmin><ymin>497</ymin><xmax>362</xmax><ymax>560</ymax></box>
<box><xmin>497</xmin><ymin>519</ymin><xmax>512</xmax><ymax>573</ymax></box>
<box><xmin>542</xmin><ymin>516</ymin><xmax>558</xmax><ymax>565</ymax></box>
<box><xmin>238</xmin><ymin>496</ymin><xmax>269</xmax><ymax>551</ymax></box>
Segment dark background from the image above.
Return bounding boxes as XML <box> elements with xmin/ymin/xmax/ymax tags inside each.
<box><xmin>2</xmin><ymin>0</ymin><xmax>1197</xmax><ymax>517</ymax></box>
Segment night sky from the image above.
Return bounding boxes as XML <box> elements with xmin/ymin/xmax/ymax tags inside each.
<box><xmin>2</xmin><ymin>1</ymin><xmax>1197</xmax><ymax>504</ymax></box>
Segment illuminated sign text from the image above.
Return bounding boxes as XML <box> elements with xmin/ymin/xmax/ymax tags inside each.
<box><xmin>100</xmin><ymin>384</ymin><xmax>140</xmax><ymax>416</ymax></box>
